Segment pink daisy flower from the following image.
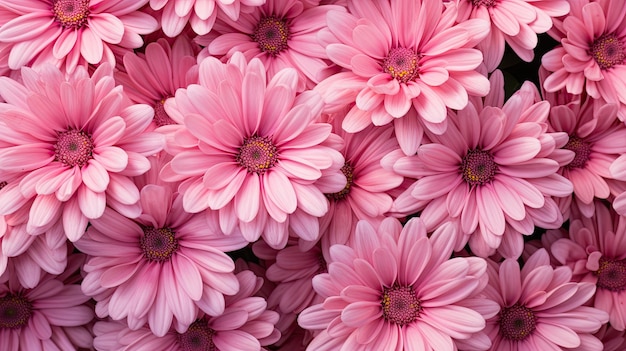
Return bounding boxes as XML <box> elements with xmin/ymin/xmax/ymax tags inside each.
<box><xmin>550</xmin><ymin>201</ymin><xmax>626</xmax><ymax>331</ymax></box>
<box><xmin>542</xmin><ymin>0</ymin><xmax>626</xmax><ymax>120</ymax></box>
<box><xmin>482</xmin><ymin>248</ymin><xmax>609</xmax><ymax>350</ymax></box>
<box><xmin>0</xmin><ymin>255</ymin><xmax>95</xmax><ymax>351</ymax></box>
<box><xmin>202</xmin><ymin>0</ymin><xmax>345</xmax><ymax>91</ymax></box>
<box><xmin>391</xmin><ymin>71</ymin><xmax>573</xmax><ymax>257</ymax></box>
<box><xmin>0</xmin><ymin>0</ymin><xmax>158</xmax><ymax>73</ymax></box>
<box><xmin>298</xmin><ymin>218</ymin><xmax>498</xmax><ymax>350</ymax></box>
<box><xmin>93</xmin><ymin>270</ymin><xmax>281</xmax><ymax>351</ymax></box>
<box><xmin>315</xmin><ymin>0</ymin><xmax>490</xmax><ymax>142</ymax></box>
<box><xmin>74</xmin><ymin>184</ymin><xmax>248</xmax><ymax>337</ymax></box>
<box><xmin>0</xmin><ymin>64</ymin><xmax>165</xmax><ymax>241</ymax></box>
<box><xmin>455</xmin><ymin>0</ymin><xmax>570</xmax><ymax>71</ymax></box>
<box><xmin>161</xmin><ymin>53</ymin><xmax>346</xmax><ymax>249</ymax></box>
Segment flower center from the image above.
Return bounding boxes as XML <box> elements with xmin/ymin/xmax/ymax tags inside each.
<box><xmin>177</xmin><ymin>319</ymin><xmax>216</xmax><ymax>351</ymax></box>
<box><xmin>140</xmin><ymin>226</ymin><xmax>178</xmax><ymax>262</ymax></box>
<box><xmin>236</xmin><ymin>135</ymin><xmax>278</xmax><ymax>174</ymax></box>
<box><xmin>381</xmin><ymin>285</ymin><xmax>421</xmax><ymax>325</ymax></box>
<box><xmin>54</xmin><ymin>129</ymin><xmax>94</xmax><ymax>168</ymax></box>
<box><xmin>563</xmin><ymin>136</ymin><xmax>591</xmax><ymax>169</ymax></box>
<box><xmin>594</xmin><ymin>256</ymin><xmax>626</xmax><ymax>292</ymax></box>
<box><xmin>325</xmin><ymin>162</ymin><xmax>354</xmax><ymax>201</ymax></box>
<box><xmin>383</xmin><ymin>48</ymin><xmax>420</xmax><ymax>83</ymax></box>
<box><xmin>153</xmin><ymin>99</ymin><xmax>175</xmax><ymax>127</ymax></box>
<box><xmin>591</xmin><ymin>33</ymin><xmax>625</xmax><ymax>70</ymax></box>
<box><xmin>52</xmin><ymin>0</ymin><xmax>90</xmax><ymax>29</ymax></box>
<box><xmin>0</xmin><ymin>294</ymin><xmax>33</xmax><ymax>329</ymax></box>
<box><xmin>461</xmin><ymin>149</ymin><xmax>498</xmax><ymax>186</ymax></box>
<box><xmin>499</xmin><ymin>303</ymin><xmax>536</xmax><ymax>341</ymax></box>
<box><xmin>471</xmin><ymin>0</ymin><xmax>496</xmax><ymax>7</ymax></box>
<box><xmin>252</xmin><ymin>16</ymin><xmax>290</xmax><ymax>56</ymax></box>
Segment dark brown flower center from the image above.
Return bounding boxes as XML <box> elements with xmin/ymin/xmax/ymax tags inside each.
<box><xmin>140</xmin><ymin>226</ymin><xmax>178</xmax><ymax>262</ymax></box>
<box><xmin>471</xmin><ymin>0</ymin><xmax>496</xmax><ymax>7</ymax></box>
<box><xmin>591</xmin><ymin>33</ymin><xmax>625</xmax><ymax>70</ymax></box>
<box><xmin>52</xmin><ymin>0</ymin><xmax>90</xmax><ymax>29</ymax></box>
<box><xmin>383</xmin><ymin>48</ymin><xmax>420</xmax><ymax>83</ymax></box>
<box><xmin>499</xmin><ymin>303</ymin><xmax>536</xmax><ymax>341</ymax></box>
<box><xmin>153</xmin><ymin>98</ymin><xmax>176</xmax><ymax>127</ymax></box>
<box><xmin>0</xmin><ymin>294</ymin><xmax>32</xmax><ymax>329</ymax></box>
<box><xmin>381</xmin><ymin>285</ymin><xmax>421</xmax><ymax>325</ymax></box>
<box><xmin>563</xmin><ymin>136</ymin><xmax>591</xmax><ymax>169</ymax></box>
<box><xmin>252</xmin><ymin>16</ymin><xmax>290</xmax><ymax>56</ymax></box>
<box><xmin>236</xmin><ymin>135</ymin><xmax>278</xmax><ymax>174</ymax></box>
<box><xmin>595</xmin><ymin>256</ymin><xmax>626</xmax><ymax>292</ymax></box>
<box><xmin>177</xmin><ymin>319</ymin><xmax>216</xmax><ymax>351</ymax></box>
<box><xmin>325</xmin><ymin>162</ymin><xmax>354</xmax><ymax>201</ymax></box>
<box><xmin>54</xmin><ymin>129</ymin><xmax>94</xmax><ymax>168</ymax></box>
<box><xmin>461</xmin><ymin>149</ymin><xmax>498</xmax><ymax>186</ymax></box>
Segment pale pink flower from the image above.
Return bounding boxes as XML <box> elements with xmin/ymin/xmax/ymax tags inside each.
<box><xmin>93</xmin><ymin>270</ymin><xmax>281</xmax><ymax>351</ymax></box>
<box><xmin>0</xmin><ymin>64</ymin><xmax>165</xmax><ymax>241</ymax></box>
<box><xmin>315</xmin><ymin>0</ymin><xmax>490</xmax><ymax>144</ymax></box>
<box><xmin>74</xmin><ymin>184</ymin><xmax>248</xmax><ymax>337</ymax></box>
<box><xmin>482</xmin><ymin>248</ymin><xmax>608</xmax><ymax>350</ymax></box>
<box><xmin>542</xmin><ymin>0</ymin><xmax>626</xmax><ymax>120</ymax></box>
<box><xmin>455</xmin><ymin>0</ymin><xmax>570</xmax><ymax>71</ymax></box>
<box><xmin>161</xmin><ymin>53</ymin><xmax>346</xmax><ymax>249</ymax></box>
<box><xmin>298</xmin><ymin>218</ymin><xmax>497</xmax><ymax>350</ymax></box>
<box><xmin>550</xmin><ymin>201</ymin><xmax>626</xmax><ymax>331</ymax></box>
<box><xmin>0</xmin><ymin>0</ymin><xmax>158</xmax><ymax>73</ymax></box>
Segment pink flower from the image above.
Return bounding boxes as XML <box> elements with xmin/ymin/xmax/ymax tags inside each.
<box><xmin>74</xmin><ymin>184</ymin><xmax>248</xmax><ymax>337</ymax></box>
<box><xmin>149</xmin><ymin>0</ymin><xmax>266</xmax><ymax>37</ymax></box>
<box><xmin>482</xmin><ymin>248</ymin><xmax>609</xmax><ymax>350</ymax></box>
<box><xmin>315</xmin><ymin>0</ymin><xmax>490</xmax><ymax>145</ymax></box>
<box><xmin>298</xmin><ymin>218</ymin><xmax>497</xmax><ymax>350</ymax></box>
<box><xmin>550</xmin><ymin>201</ymin><xmax>626</xmax><ymax>331</ymax></box>
<box><xmin>0</xmin><ymin>0</ymin><xmax>158</xmax><ymax>73</ymax></box>
<box><xmin>161</xmin><ymin>53</ymin><xmax>346</xmax><ymax>249</ymax></box>
<box><xmin>455</xmin><ymin>0</ymin><xmax>570</xmax><ymax>71</ymax></box>
<box><xmin>0</xmin><ymin>64</ymin><xmax>165</xmax><ymax>241</ymax></box>
<box><xmin>391</xmin><ymin>71</ymin><xmax>573</xmax><ymax>257</ymax></box>
<box><xmin>542</xmin><ymin>0</ymin><xmax>626</xmax><ymax>120</ymax></box>
<box><xmin>202</xmin><ymin>0</ymin><xmax>345</xmax><ymax>91</ymax></box>
<box><xmin>93</xmin><ymin>270</ymin><xmax>281</xmax><ymax>351</ymax></box>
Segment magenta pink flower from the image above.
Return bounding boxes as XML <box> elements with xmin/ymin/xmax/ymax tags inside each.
<box><xmin>0</xmin><ymin>64</ymin><xmax>164</xmax><ymax>241</ymax></box>
<box><xmin>542</xmin><ymin>0</ymin><xmax>626</xmax><ymax>120</ymax></box>
<box><xmin>482</xmin><ymin>248</ymin><xmax>608</xmax><ymax>350</ymax></box>
<box><xmin>298</xmin><ymin>218</ymin><xmax>497</xmax><ymax>350</ymax></box>
<box><xmin>74</xmin><ymin>184</ymin><xmax>248</xmax><ymax>337</ymax></box>
<box><xmin>161</xmin><ymin>53</ymin><xmax>346</xmax><ymax>249</ymax></box>
<box><xmin>315</xmin><ymin>0</ymin><xmax>490</xmax><ymax>143</ymax></box>
<box><xmin>93</xmin><ymin>270</ymin><xmax>281</xmax><ymax>351</ymax></box>
<box><xmin>0</xmin><ymin>0</ymin><xmax>158</xmax><ymax>73</ymax></box>
<box><xmin>550</xmin><ymin>201</ymin><xmax>626</xmax><ymax>331</ymax></box>
<box><xmin>455</xmin><ymin>0</ymin><xmax>570</xmax><ymax>71</ymax></box>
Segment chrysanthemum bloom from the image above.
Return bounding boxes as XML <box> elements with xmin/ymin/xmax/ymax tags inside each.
<box><xmin>202</xmin><ymin>0</ymin><xmax>345</xmax><ymax>91</ymax></box>
<box><xmin>0</xmin><ymin>64</ymin><xmax>165</xmax><ymax>241</ymax></box>
<box><xmin>298</xmin><ymin>218</ymin><xmax>498</xmax><ymax>350</ymax></box>
<box><xmin>542</xmin><ymin>0</ymin><xmax>626</xmax><ymax>120</ymax></box>
<box><xmin>482</xmin><ymin>248</ymin><xmax>609</xmax><ymax>350</ymax></box>
<box><xmin>0</xmin><ymin>257</ymin><xmax>94</xmax><ymax>351</ymax></box>
<box><xmin>455</xmin><ymin>0</ymin><xmax>570</xmax><ymax>71</ymax></box>
<box><xmin>0</xmin><ymin>0</ymin><xmax>158</xmax><ymax>73</ymax></box>
<box><xmin>93</xmin><ymin>270</ymin><xmax>281</xmax><ymax>351</ymax></box>
<box><xmin>74</xmin><ymin>184</ymin><xmax>248</xmax><ymax>337</ymax></box>
<box><xmin>161</xmin><ymin>53</ymin><xmax>346</xmax><ymax>249</ymax></box>
<box><xmin>315</xmin><ymin>0</ymin><xmax>490</xmax><ymax>144</ymax></box>
<box><xmin>550</xmin><ymin>201</ymin><xmax>626</xmax><ymax>330</ymax></box>
<box><xmin>391</xmin><ymin>71</ymin><xmax>573</xmax><ymax>257</ymax></box>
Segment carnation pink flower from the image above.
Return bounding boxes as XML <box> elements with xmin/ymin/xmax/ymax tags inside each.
<box><xmin>315</xmin><ymin>0</ymin><xmax>490</xmax><ymax>145</ymax></box>
<box><xmin>482</xmin><ymin>248</ymin><xmax>608</xmax><ymax>350</ymax></box>
<box><xmin>455</xmin><ymin>0</ymin><xmax>570</xmax><ymax>71</ymax></box>
<box><xmin>93</xmin><ymin>270</ymin><xmax>281</xmax><ymax>350</ymax></box>
<box><xmin>542</xmin><ymin>0</ymin><xmax>626</xmax><ymax>120</ymax></box>
<box><xmin>74</xmin><ymin>184</ymin><xmax>248</xmax><ymax>337</ymax></box>
<box><xmin>0</xmin><ymin>0</ymin><xmax>158</xmax><ymax>73</ymax></box>
<box><xmin>0</xmin><ymin>64</ymin><xmax>165</xmax><ymax>241</ymax></box>
<box><xmin>298</xmin><ymin>218</ymin><xmax>498</xmax><ymax>350</ymax></box>
<box><xmin>391</xmin><ymin>71</ymin><xmax>573</xmax><ymax>257</ymax></box>
<box><xmin>161</xmin><ymin>53</ymin><xmax>346</xmax><ymax>249</ymax></box>
<box><xmin>550</xmin><ymin>201</ymin><xmax>626</xmax><ymax>331</ymax></box>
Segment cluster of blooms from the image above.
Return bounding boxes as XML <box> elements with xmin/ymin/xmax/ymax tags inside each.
<box><xmin>1</xmin><ymin>0</ymin><xmax>626</xmax><ymax>350</ymax></box>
